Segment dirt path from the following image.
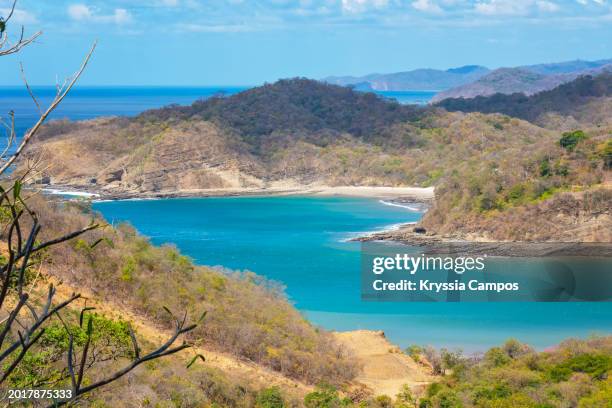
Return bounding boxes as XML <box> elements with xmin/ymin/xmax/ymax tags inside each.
<box><xmin>333</xmin><ymin>330</ymin><xmax>436</xmax><ymax>398</ymax></box>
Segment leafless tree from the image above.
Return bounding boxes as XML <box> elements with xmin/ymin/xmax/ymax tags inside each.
<box><xmin>0</xmin><ymin>1</ymin><xmax>201</xmax><ymax>405</ymax></box>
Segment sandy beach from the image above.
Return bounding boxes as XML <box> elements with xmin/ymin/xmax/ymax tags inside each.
<box><xmin>41</xmin><ymin>184</ymin><xmax>436</xmax><ymax>202</ymax></box>
<box><xmin>308</xmin><ymin>186</ymin><xmax>435</xmax><ymax>200</ymax></box>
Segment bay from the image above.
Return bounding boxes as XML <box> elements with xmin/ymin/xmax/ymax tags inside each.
<box><xmin>93</xmin><ymin>196</ymin><xmax>612</xmax><ymax>352</ymax></box>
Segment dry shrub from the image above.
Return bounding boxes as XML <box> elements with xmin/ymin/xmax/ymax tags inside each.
<box><xmin>27</xmin><ymin>195</ymin><xmax>358</xmax><ymax>386</ymax></box>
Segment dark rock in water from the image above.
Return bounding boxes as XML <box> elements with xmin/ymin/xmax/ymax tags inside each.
<box><xmin>414</xmin><ymin>227</ymin><xmax>427</xmax><ymax>234</ymax></box>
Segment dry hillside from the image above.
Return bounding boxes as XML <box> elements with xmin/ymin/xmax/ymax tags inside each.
<box><xmin>18</xmin><ymin>78</ymin><xmax>612</xmax><ymax>242</ymax></box>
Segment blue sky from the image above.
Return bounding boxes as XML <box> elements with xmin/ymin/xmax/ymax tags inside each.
<box><xmin>0</xmin><ymin>0</ymin><xmax>610</xmax><ymax>85</ymax></box>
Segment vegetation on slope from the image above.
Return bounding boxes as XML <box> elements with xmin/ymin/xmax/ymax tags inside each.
<box><xmin>3</xmin><ymin>288</ymin><xmax>304</xmax><ymax>407</ymax></box>
<box><xmin>420</xmin><ymin>120</ymin><xmax>611</xmax><ymax>241</ymax></box>
<box><xmin>402</xmin><ymin>336</ymin><xmax>612</xmax><ymax>408</ymax></box>
<box><xmin>25</xmin><ymin>79</ymin><xmax>432</xmax><ymax>192</ymax></box>
<box><xmin>144</xmin><ymin>78</ymin><xmax>426</xmax><ymax>139</ymax></box>
<box><xmin>28</xmin><ymin>196</ymin><xmax>358</xmax><ymax>386</ymax></box>
<box><xmin>436</xmin><ymin>73</ymin><xmax>612</xmax><ymax>127</ymax></box>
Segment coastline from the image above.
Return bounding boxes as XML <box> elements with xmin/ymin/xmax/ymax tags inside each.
<box><xmin>40</xmin><ymin>184</ymin><xmax>612</xmax><ymax>257</ymax></box>
<box><xmin>356</xmin><ymin>229</ymin><xmax>612</xmax><ymax>257</ymax></box>
<box><xmin>38</xmin><ymin>184</ymin><xmax>436</xmax><ymax>202</ymax></box>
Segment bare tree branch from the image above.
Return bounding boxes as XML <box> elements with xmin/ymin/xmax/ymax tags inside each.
<box><xmin>20</xmin><ymin>62</ymin><xmax>42</xmax><ymax>114</ymax></box>
<box><xmin>0</xmin><ymin>41</ymin><xmax>97</xmax><ymax>175</ymax></box>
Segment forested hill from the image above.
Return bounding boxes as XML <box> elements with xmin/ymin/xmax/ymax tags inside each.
<box><xmin>435</xmin><ymin>73</ymin><xmax>612</xmax><ymax>126</ymax></box>
<box><xmin>142</xmin><ymin>78</ymin><xmax>428</xmax><ymax>139</ymax></box>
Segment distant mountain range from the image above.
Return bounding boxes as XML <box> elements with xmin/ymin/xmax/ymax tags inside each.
<box><xmin>324</xmin><ymin>65</ymin><xmax>490</xmax><ymax>91</ymax></box>
<box><xmin>436</xmin><ymin>72</ymin><xmax>612</xmax><ymax>128</ymax></box>
<box><xmin>432</xmin><ymin>60</ymin><xmax>612</xmax><ymax>102</ymax></box>
<box><xmin>324</xmin><ymin>59</ymin><xmax>612</xmax><ymax>102</ymax></box>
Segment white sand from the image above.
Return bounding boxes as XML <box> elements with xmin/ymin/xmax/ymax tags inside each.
<box><xmin>57</xmin><ymin>185</ymin><xmax>435</xmax><ymax>201</ymax></box>
<box><xmin>309</xmin><ymin>185</ymin><xmax>435</xmax><ymax>199</ymax></box>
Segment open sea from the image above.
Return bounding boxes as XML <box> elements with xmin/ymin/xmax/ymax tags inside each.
<box><xmin>2</xmin><ymin>86</ymin><xmax>610</xmax><ymax>352</ymax></box>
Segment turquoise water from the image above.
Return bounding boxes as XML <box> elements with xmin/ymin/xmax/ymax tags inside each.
<box><xmin>94</xmin><ymin>196</ymin><xmax>612</xmax><ymax>352</ymax></box>
<box><xmin>1</xmin><ymin>86</ymin><xmax>248</xmax><ymax>139</ymax></box>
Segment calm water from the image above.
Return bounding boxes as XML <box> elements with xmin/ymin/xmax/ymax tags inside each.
<box><xmin>0</xmin><ymin>86</ymin><xmax>248</xmax><ymax>139</ymax></box>
<box><xmin>94</xmin><ymin>197</ymin><xmax>612</xmax><ymax>352</ymax></box>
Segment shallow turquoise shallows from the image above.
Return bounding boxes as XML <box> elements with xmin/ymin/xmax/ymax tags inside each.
<box><xmin>94</xmin><ymin>196</ymin><xmax>612</xmax><ymax>352</ymax></box>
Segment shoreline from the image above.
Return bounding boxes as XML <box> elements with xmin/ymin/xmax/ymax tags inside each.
<box><xmin>40</xmin><ymin>184</ymin><xmax>611</xmax><ymax>256</ymax></box>
<box><xmin>356</xmin><ymin>229</ymin><xmax>612</xmax><ymax>257</ymax></box>
<box><xmin>38</xmin><ymin>184</ymin><xmax>436</xmax><ymax>202</ymax></box>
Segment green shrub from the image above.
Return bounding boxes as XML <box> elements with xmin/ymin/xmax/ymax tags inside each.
<box><xmin>473</xmin><ymin>383</ymin><xmax>512</xmax><ymax>404</ymax></box>
<box><xmin>372</xmin><ymin>395</ymin><xmax>393</xmax><ymax>408</ymax></box>
<box><xmin>505</xmin><ymin>184</ymin><xmax>526</xmax><ymax>205</ymax></box>
<box><xmin>418</xmin><ymin>398</ymin><xmax>432</xmax><ymax>408</ymax></box>
<box><xmin>539</xmin><ymin>159</ymin><xmax>551</xmax><ymax>177</ymax></box>
<box><xmin>304</xmin><ymin>385</ymin><xmax>343</xmax><ymax>408</ymax></box>
<box><xmin>405</xmin><ymin>345</ymin><xmax>423</xmax><ymax>362</ymax></box>
<box><xmin>413</xmin><ymin>338</ymin><xmax>612</xmax><ymax>408</ymax></box>
<box><xmin>426</xmin><ymin>383</ymin><xmax>443</xmax><ymax>398</ymax></box>
<box><xmin>256</xmin><ymin>387</ymin><xmax>285</xmax><ymax>408</ymax></box>
<box><xmin>121</xmin><ymin>256</ymin><xmax>136</xmax><ymax>282</ymax></box>
<box><xmin>598</xmin><ymin>139</ymin><xmax>612</xmax><ymax>169</ymax></box>
<box><xmin>548</xmin><ymin>354</ymin><xmax>612</xmax><ymax>382</ymax></box>
<box><xmin>484</xmin><ymin>347</ymin><xmax>511</xmax><ymax>367</ymax></box>
<box><xmin>396</xmin><ymin>384</ymin><xmax>416</xmax><ymax>407</ymax></box>
<box><xmin>559</xmin><ymin>130</ymin><xmax>587</xmax><ymax>151</ymax></box>
<box><xmin>578</xmin><ymin>378</ymin><xmax>612</xmax><ymax>407</ymax></box>
<box><xmin>432</xmin><ymin>389</ymin><xmax>462</xmax><ymax>408</ymax></box>
<box><xmin>6</xmin><ymin>314</ymin><xmax>133</xmax><ymax>388</ymax></box>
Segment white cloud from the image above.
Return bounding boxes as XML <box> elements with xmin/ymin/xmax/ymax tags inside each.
<box><xmin>474</xmin><ymin>0</ymin><xmax>532</xmax><ymax>15</ymax></box>
<box><xmin>412</xmin><ymin>0</ymin><xmax>443</xmax><ymax>13</ymax></box>
<box><xmin>475</xmin><ymin>0</ymin><xmax>561</xmax><ymax>15</ymax></box>
<box><xmin>536</xmin><ymin>1</ymin><xmax>560</xmax><ymax>12</ymax></box>
<box><xmin>0</xmin><ymin>8</ymin><xmax>38</xmax><ymax>24</ymax></box>
<box><xmin>68</xmin><ymin>4</ymin><xmax>93</xmax><ymax>20</ymax></box>
<box><xmin>68</xmin><ymin>3</ymin><xmax>132</xmax><ymax>24</ymax></box>
<box><xmin>341</xmin><ymin>0</ymin><xmax>389</xmax><ymax>13</ymax></box>
<box><xmin>113</xmin><ymin>9</ymin><xmax>132</xmax><ymax>24</ymax></box>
